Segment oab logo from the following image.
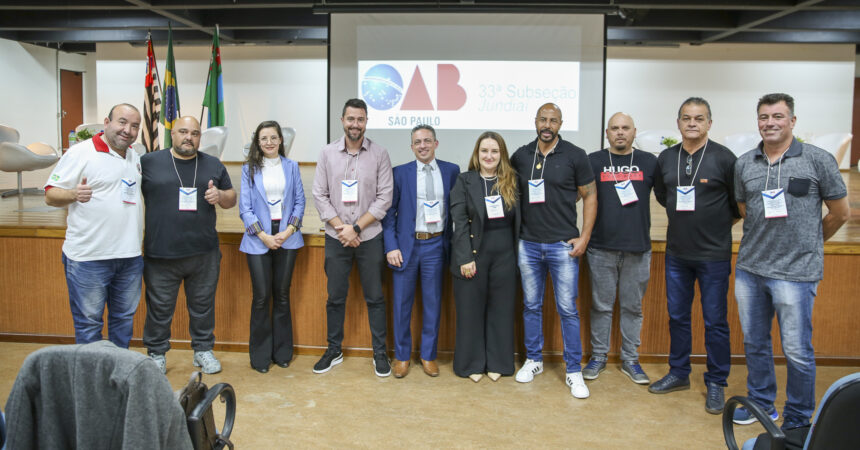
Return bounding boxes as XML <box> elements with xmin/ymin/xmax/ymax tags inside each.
<box><xmin>361</xmin><ymin>63</ymin><xmax>467</xmax><ymax>112</ymax></box>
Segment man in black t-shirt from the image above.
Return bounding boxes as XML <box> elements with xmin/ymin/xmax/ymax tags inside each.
<box><xmin>651</xmin><ymin>98</ymin><xmax>740</xmax><ymax>415</ymax></box>
<box><xmin>510</xmin><ymin>103</ymin><xmax>597</xmax><ymax>399</ymax></box>
<box><xmin>141</xmin><ymin>116</ymin><xmax>236</xmax><ymax>375</ymax></box>
<box><xmin>583</xmin><ymin>112</ymin><xmax>657</xmax><ymax>387</ymax></box>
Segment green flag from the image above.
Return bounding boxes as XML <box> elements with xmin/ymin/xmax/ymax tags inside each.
<box><xmin>202</xmin><ymin>26</ymin><xmax>224</xmax><ymax>127</ymax></box>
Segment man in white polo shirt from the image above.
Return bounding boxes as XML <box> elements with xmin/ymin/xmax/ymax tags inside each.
<box><xmin>45</xmin><ymin>103</ymin><xmax>144</xmax><ymax>348</ymax></box>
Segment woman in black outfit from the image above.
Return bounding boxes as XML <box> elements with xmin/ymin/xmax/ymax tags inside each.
<box><xmin>450</xmin><ymin>131</ymin><xmax>520</xmax><ymax>382</ymax></box>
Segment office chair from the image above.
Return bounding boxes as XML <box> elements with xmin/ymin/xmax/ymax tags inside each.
<box><xmin>723</xmin><ymin>372</ymin><xmax>860</xmax><ymax>450</ymax></box>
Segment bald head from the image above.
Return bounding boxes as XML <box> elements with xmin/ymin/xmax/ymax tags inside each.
<box><xmin>171</xmin><ymin>116</ymin><xmax>202</xmax><ymax>158</ymax></box>
<box><xmin>534</xmin><ymin>103</ymin><xmax>563</xmax><ymax>146</ymax></box>
<box><xmin>536</xmin><ymin>103</ymin><xmax>562</xmax><ymax>120</ymax></box>
<box><xmin>605</xmin><ymin>112</ymin><xmax>637</xmax><ymax>154</ymax></box>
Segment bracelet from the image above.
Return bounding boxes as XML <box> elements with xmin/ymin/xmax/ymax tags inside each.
<box><xmin>246</xmin><ymin>221</ymin><xmax>264</xmax><ymax>236</ymax></box>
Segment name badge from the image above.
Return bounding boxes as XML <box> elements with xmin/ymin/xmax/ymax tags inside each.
<box><xmin>179</xmin><ymin>187</ymin><xmax>197</xmax><ymax>211</ymax></box>
<box><xmin>762</xmin><ymin>188</ymin><xmax>788</xmax><ymax>219</ymax></box>
<box><xmin>423</xmin><ymin>201</ymin><xmax>441</xmax><ymax>223</ymax></box>
<box><xmin>120</xmin><ymin>178</ymin><xmax>137</xmax><ymax>204</ymax></box>
<box><xmin>268</xmin><ymin>199</ymin><xmax>283</xmax><ymax>220</ymax></box>
<box><xmin>341</xmin><ymin>180</ymin><xmax>358</xmax><ymax>203</ymax></box>
<box><xmin>485</xmin><ymin>195</ymin><xmax>504</xmax><ymax>219</ymax></box>
<box><xmin>614</xmin><ymin>180</ymin><xmax>638</xmax><ymax>205</ymax></box>
<box><xmin>676</xmin><ymin>186</ymin><xmax>695</xmax><ymax>211</ymax></box>
<box><xmin>528</xmin><ymin>179</ymin><xmax>545</xmax><ymax>204</ymax></box>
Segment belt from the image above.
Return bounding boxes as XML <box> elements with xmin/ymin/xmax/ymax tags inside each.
<box><xmin>415</xmin><ymin>231</ymin><xmax>443</xmax><ymax>240</ymax></box>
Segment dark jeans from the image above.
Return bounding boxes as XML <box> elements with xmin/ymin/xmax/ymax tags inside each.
<box><xmin>324</xmin><ymin>234</ymin><xmax>387</xmax><ymax>353</ymax></box>
<box><xmin>665</xmin><ymin>254</ymin><xmax>731</xmax><ymax>385</ymax></box>
<box><xmin>143</xmin><ymin>249</ymin><xmax>221</xmax><ymax>354</ymax></box>
<box><xmin>247</xmin><ymin>247</ymin><xmax>298</xmax><ymax>370</ymax></box>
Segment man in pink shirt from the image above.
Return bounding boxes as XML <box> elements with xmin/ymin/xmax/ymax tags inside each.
<box><xmin>312</xmin><ymin>98</ymin><xmax>394</xmax><ymax>377</ymax></box>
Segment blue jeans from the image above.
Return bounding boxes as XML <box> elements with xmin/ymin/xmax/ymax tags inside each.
<box><xmin>62</xmin><ymin>253</ymin><xmax>143</xmax><ymax>348</ymax></box>
<box><xmin>665</xmin><ymin>254</ymin><xmax>731</xmax><ymax>385</ymax></box>
<box><xmin>518</xmin><ymin>239</ymin><xmax>582</xmax><ymax>373</ymax></box>
<box><xmin>391</xmin><ymin>236</ymin><xmax>444</xmax><ymax>361</ymax></box>
<box><xmin>735</xmin><ymin>268</ymin><xmax>818</xmax><ymax>427</ymax></box>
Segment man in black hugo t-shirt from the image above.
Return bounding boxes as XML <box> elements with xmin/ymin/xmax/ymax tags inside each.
<box><xmin>141</xmin><ymin>116</ymin><xmax>236</xmax><ymax>375</ymax></box>
<box><xmin>651</xmin><ymin>98</ymin><xmax>740</xmax><ymax>415</ymax></box>
<box><xmin>510</xmin><ymin>103</ymin><xmax>597</xmax><ymax>399</ymax></box>
<box><xmin>583</xmin><ymin>112</ymin><xmax>657</xmax><ymax>387</ymax></box>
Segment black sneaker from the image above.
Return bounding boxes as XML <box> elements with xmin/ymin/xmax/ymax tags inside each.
<box><xmin>313</xmin><ymin>347</ymin><xmax>343</xmax><ymax>374</ymax></box>
<box><xmin>373</xmin><ymin>352</ymin><xmax>391</xmax><ymax>377</ymax></box>
<box><xmin>705</xmin><ymin>382</ymin><xmax>725</xmax><ymax>414</ymax></box>
<box><xmin>648</xmin><ymin>373</ymin><xmax>691</xmax><ymax>394</ymax></box>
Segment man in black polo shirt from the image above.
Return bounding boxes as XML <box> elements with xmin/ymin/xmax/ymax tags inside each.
<box><xmin>651</xmin><ymin>97</ymin><xmax>739</xmax><ymax>415</ymax></box>
<box><xmin>511</xmin><ymin>103</ymin><xmax>597</xmax><ymax>399</ymax></box>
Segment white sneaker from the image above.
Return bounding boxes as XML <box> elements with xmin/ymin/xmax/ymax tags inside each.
<box><xmin>515</xmin><ymin>359</ymin><xmax>544</xmax><ymax>383</ymax></box>
<box><xmin>193</xmin><ymin>350</ymin><xmax>222</xmax><ymax>374</ymax></box>
<box><xmin>149</xmin><ymin>353</ymin><xmax>166</xmax><ymax>374</ymax></box>
<box><xmin>566</xmin><ymin>372</ymin><xmax>590</xmax><ymax>399</ymax></box>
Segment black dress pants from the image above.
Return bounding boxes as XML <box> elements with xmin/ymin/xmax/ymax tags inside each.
<box><xmin>246</xmin><ymin>247</ymin><xmax>298</xmax><ymax>370</ymax></box>
<box><xmin>323</xmin><ymin>234</ymin><xmax>387</xmax><ymax>353</ymax></box>
<box><xmin>453</xmin><ymin>227</ymin><xmax>516</xmax><ymax>377</ymax></box>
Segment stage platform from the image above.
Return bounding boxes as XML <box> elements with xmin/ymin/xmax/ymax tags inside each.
<box><xmin>0</xmin><ymin>164</ymin><xmax>858</xmax><ymax>364</ymax></box>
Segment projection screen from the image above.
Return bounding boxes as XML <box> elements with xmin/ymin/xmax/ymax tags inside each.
<box><xmin>330</xmin><ymin>13</ymin><xmax>605</xmax><ymax>168</ymax></box>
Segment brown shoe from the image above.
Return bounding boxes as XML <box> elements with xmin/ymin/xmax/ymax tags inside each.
<box><xmin>421</xmin><ymin>359</ymin><xmax>439</xmax><ymax>377</ymax></box>
<box><xmin>393</xmin><ymin>359</ymin><xmax>410</xmax><ymax>378</ymax></box>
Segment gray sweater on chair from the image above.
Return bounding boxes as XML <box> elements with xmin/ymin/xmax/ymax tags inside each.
<box><xmin>3</xmin><ymin>341</ymin><xmax>192</xmax><ymax>450</ymax></box>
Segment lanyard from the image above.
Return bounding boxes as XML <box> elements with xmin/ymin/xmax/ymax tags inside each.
<box><xmin>481</xmin><ymin>175</ymin><xmax>498</xmax><ymax>197</ymax></box>
<box><xmin>607</xmin><ymin>149</ymin><xmax>635</xmax><ymax>183</ymax></box>
<box><xmin>171</xmin><ymin>153</ymin><xmax>198</xmax><ymax>189</ymax></box>
<box><xmin>675</xmin><ymin>141</ymin><xmax>708</xmax><ymax>188</ymax></box>
<box><xmin>764</xmin><ymin>147</ymin><xmax>789</xmax><ymax>191</ymax></box>
<box><xmin>529</xmin><ymin>139</ymin><xmax>558</xmax><ymax>180</ymax></box>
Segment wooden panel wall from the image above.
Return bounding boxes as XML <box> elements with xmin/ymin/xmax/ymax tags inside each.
<box><xmin>1</xmin><ymin>235</ymin><xmax>859</xmax><ymax>363</ymax></box>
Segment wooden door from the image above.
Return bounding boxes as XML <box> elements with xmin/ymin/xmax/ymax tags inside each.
<box><xmin>60</xmin><ymin>70</ymin><xmax>83</xmax><ymax>151</ymax></box>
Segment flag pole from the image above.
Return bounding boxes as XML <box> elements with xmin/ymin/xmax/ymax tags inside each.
<box><xmin>199</xmin><ymin>24</ymin><xmax>218</xmax><ymax>125</ymax></box>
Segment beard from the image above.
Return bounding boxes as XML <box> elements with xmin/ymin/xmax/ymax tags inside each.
<box><xmin>538</xmin><ymin>128</ymin><xmax>557</xmax><ymax>143</ymax></box>
<box><xmin>173</xmin><ymin>142</ymin><xmax>198</xmax><ymax>157</ymax></box>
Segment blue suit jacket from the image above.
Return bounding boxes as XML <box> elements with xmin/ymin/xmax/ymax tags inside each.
<box><xmin>239</xmin><ymin>156</ymin><xmax>305</xmax><ymax>254</ymax></box>
<box><xmin>382</xmin><ymin>159</ymin><xmax>460</xmax><ymax>271</ymax></box>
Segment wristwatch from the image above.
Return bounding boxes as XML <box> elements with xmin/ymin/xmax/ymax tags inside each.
<box><xmin>352</xmin><ymin>223</ymin><xmax>361</xmax><ymax>234</ymax></box>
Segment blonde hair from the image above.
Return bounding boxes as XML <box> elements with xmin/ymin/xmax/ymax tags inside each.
<box><xmin>468</xmin><ymin>131</ymin><xmax>517</xmax><ymax>210</ymax></box>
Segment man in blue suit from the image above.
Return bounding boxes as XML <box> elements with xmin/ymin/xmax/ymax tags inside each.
<box><xmin>382</xmin><ymin>124</ymin><xmax>460</xmax><ymax>378</ymax></box>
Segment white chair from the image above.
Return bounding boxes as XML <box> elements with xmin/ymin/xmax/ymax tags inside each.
<box><xmin>131</xmin><ymin>143</ymin><xmax>146</xmax><ymax>156</ymax></box>
<box><xmin>724</xmin><ymin>132</ymin><xmax>761</xmax><ymax>158</ymax></box>
<box><xmin>199</xmin><ymin>126</ymin><xmax>228</xmax><ymax>159</ymax></box>
<box><xmin>0</xmin><ymin>125</ymin><xmax>20</xmax><ymax>144</ymax></box>
<box><xmin>634</xmin><ymin>129</ymin><xmax>681</xmax><ymax>155</ymax></box>
<box><xmin>0</xmin><ymin>142</ymin><xmax>60</xmax><ymax>197</ymax></box>
<box><xmin>75</xmin><ymin>123</ymin><xmax>103</xmax><ymax>135</ymax></box>
<box><xmin>811</xmin><ymin>133</ymin><xmax>852</xmax><ymax>169</ymax></box>
<box><xmin>242</xmin><ymin>126</ymin><xmax>297</xmax><ymax>159</ymax></box>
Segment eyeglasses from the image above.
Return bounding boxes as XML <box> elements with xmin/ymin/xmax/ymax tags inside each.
<box><xmin>258</xmin><ymin>137</ymin><xmax>281</xmax><ymax>143</ymax></box>
<box><xmin>685</xmin><ymin>154</ymin><xmax>693</xmax><ymax>176</ymax></box>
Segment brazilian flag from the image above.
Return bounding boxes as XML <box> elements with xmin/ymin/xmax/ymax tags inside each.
<box><xmin>161</xmin><ymin>23</ymin><xmax>180</xmax><ymax>149</ymax></box>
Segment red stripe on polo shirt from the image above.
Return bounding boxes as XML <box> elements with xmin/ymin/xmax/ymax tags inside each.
<box><xmin>93</xmin><ymin>132</ymin><xmax>109</xmax><ymax>153</ymax></box>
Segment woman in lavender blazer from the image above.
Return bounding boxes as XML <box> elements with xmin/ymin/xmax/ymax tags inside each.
<box><xmin>239</xmin><ymin>120</ymin><xmax>305</xmax><ymax>373</ymax></box>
